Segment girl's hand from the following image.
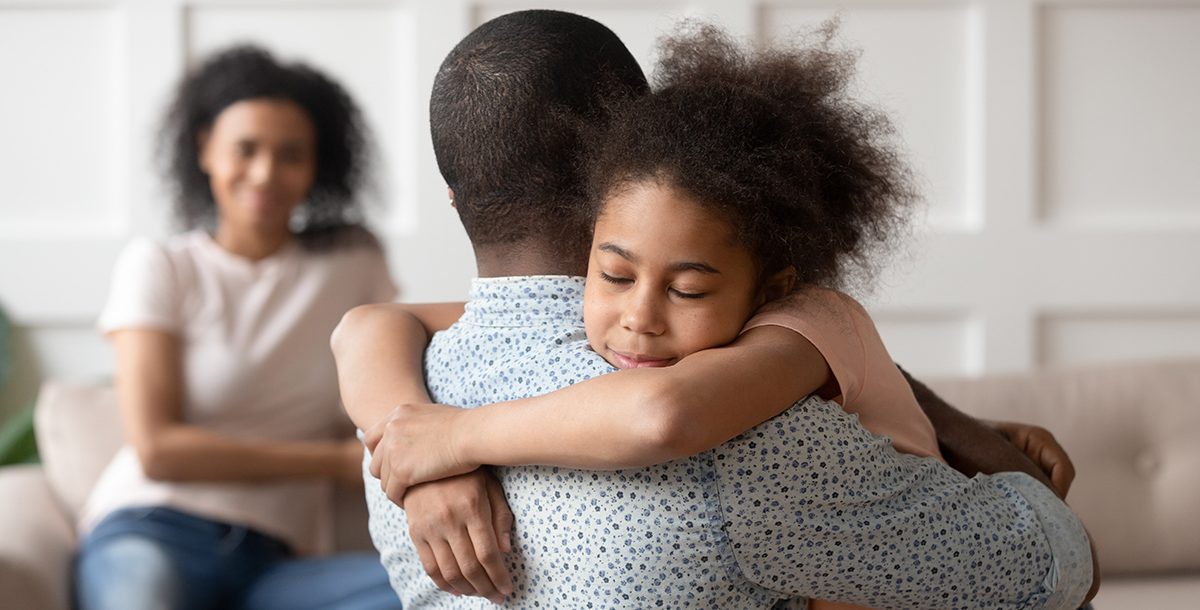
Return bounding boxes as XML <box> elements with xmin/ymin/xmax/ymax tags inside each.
<box><xmin>987</xmin><ymin>420</ymin><xmax>1076</xmax><ymax>498</ymax></box>
<box><xmin>364</xmin><ymin>403</ymin><xmax>476</xmax><ymax>504</ymax></box>
<box><xmin>404</xmin><ymin>469</ymin><xmax>515</xmax><ymax>604</ymax></box>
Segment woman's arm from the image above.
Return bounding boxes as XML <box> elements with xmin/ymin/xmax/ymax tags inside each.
<box><xmin>112</xmin><ymin>329</ymin><xmax>360</xmax><ymax>483</ymax></box>
<box><xmin>365</xmin><ymin>324</ymin><xmax>831</xmax><ymax>494</ymax></box>
<box><xmin>330</xmin><ymin>301</ymin><xmax>465</xmax><ymax>431</ymax></box>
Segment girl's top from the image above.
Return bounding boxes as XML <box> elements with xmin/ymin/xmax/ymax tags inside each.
<box><xmin>84</xmin><ymin>230</ymin><xmax>397</xmax><ymax>554</ymax></box>
<box><xmin>743</xmin><ymin>287</ymin><xmax>942</xmax><ymax>459</ymax></box>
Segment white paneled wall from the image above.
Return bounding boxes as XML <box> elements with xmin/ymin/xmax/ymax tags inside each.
<box><xmin>1</xmin><ymin>0</ymin><xmax>1198</xmax><ymax>418</ymax></box>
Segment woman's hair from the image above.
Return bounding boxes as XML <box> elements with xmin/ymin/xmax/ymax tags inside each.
<box><xmin>159</xmin><ymin>45</ymin><xmax>376</xmax><ymax>250</ymax></box>
<box><xmin>589</xmin><ymin>22</ymin><xmax>918</xmax><ymax>291</ymax></box>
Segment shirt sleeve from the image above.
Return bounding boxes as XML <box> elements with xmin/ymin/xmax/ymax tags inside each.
<box><xmin>97</xmin><ymin>238</ymin><xmax>181</xmax><ymax>334</ymax></box>
<box><xmin>715</xmin><ymin>395</ymin><xmax>1093</xmax><ymax>609</ymax></box>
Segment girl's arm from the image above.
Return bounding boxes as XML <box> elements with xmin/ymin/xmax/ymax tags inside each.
<box><xmin>469</xmin><ymin>325</ymin><xmax>827</xmax><ymax>467</ymax></box>
<box><xmin>112</xmin><ymin>329</ymin><xmax>360</xmax><ymax>484</ymax></box>
<box><xmin>364</xmin><ymin>324</ymin><xmax>831</xmax><ymax>494</ymax></box>
<box><xmin>330</xmin><ymin>301</ymin><xmax>464</xmax><ymax>431</ymax></box>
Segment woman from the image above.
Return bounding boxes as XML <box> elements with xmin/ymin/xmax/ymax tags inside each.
<box><xmin>75</xmin><ymin>46</ymin><xmax>401</xmax><ymax>610</ymax></box>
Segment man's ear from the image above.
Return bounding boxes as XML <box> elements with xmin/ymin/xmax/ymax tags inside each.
<box><xmin>197</xmin><ymin>129</ymin><xmax>212</xmax><ymax>173</ymax></box>
<box><xmin>759</xmin><ymin>266</ymin><xmax>797</xmax><ymax>305</ymax></box>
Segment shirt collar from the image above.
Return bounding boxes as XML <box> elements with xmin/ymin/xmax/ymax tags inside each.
<box><xmin>460</xmin><ymin>275</ymin><xmax>586</xmax><ymax>327</ymax></box>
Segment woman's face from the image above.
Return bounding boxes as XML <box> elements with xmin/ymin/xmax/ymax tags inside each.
<box><xmin>198</xmin><ymin>98</ymin><xmax>316</xmax><ymax>239</ymax></box>
<box><xmin>583</xmin><ymin>180</ymin><xmax>762</xmax><ymax>369</ymax></box>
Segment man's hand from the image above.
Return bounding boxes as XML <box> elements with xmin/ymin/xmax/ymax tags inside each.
<box><xmin>365</xmin><ymin>402</ymin><xmax>478</xmax><ymax>503</ymax></box>
<box><xmin>404</xmin><ymin>469</ymin><xmax>515</xmax><ymax>604</ymax></box>
<box><xmin>987</xmin><ymin>420</ymin><xmax>1076</xmax><ymax>498</ymax></box>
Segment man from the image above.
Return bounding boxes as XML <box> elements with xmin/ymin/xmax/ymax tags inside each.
<box><xmin>335</xmin><ymin>9</ymin><xmax>1097</xmax><ymax>609</ymax></box>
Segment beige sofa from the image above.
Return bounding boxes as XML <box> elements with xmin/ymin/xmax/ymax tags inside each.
<box><xmin>0</xmin><ymin>383</ymin><xmax>375</xmax><ymax>610</ymax></box>
<box><xmin>927</xmin><ymin>359</ymin><xmax>1200</xmax><ymax>609</ymax></box>
<box><xmin>2</xmin><ymin>359</ymin><xmax>1198</xmax><ymax>609</ymax></box>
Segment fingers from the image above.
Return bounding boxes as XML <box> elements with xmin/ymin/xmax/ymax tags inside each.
<box><xmin>1050</xmin><ymin>457</ymin><xmax>1075</xmax><ymax>498</ymax></box>
<box><xmin>1000</xmin><ymin>421</ymin><xmax>1077</xmax><ymax>499</ymax></box>
<box><xmin>363</xmin><ymin>421</ymin><xmax>384</xmax><ymax>453</ymax></box>
<box><xmin>382</xmin><ymin>466</ymin><xmax>410</xmax><ymax>507</ymax></box>
<box><xmin>487</xmin><ymin>475</ymin><xmax>515</xmax><ymax>553</ymax></box>
<box><xmin>1031</xmin><ymin>429</ymin><xmax>1076</xmax><ymax>498</ymax></box>
<box><xmin>447</xmin><ymin>525</ymin><xmax>508</xmax><ymax>604</ymax></box>
<box><xmin>465</xmin><ymin>503</ymin><xmax>514</xmax><ymax>600</ymax></box>
<box><xmin>369</xmin><ymin>443</ymin><xmax>385</xmax><ymax>479</ymax></box>
<box><xmin>428</xmin><ymin>537</ymin><xmax>479</xmax><ymax>598</ymax></box>
<box><xmin>415</xmin><ymin>540</ymin><xmax>454</xmax><ymax>595</ymax></box>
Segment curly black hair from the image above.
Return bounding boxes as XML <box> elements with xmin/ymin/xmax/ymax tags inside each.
<box><xmin>159</xmin><ymin>45</ymin><xmax>375</xmax><ymax>250</ymax></box>
<box><xmin>430</xmin><ymin>10</ymin><xmax>647</xmax><ymax>259</ymax></box>
<box><xmin>589</xmin><ymin>22</ymin><xmax>917</xmax><ymax>292</ymax></box>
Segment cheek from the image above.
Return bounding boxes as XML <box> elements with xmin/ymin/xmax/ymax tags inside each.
<box><xmin>283</xmin><ymin>163</ymin><xmax>316</xmax><ymax>196</ymax></box>
<box><xmin>674</xmin><ymin>301</ymin><xmax>752</xmax><ymax>352</ymax></box>
<box><xmin>583</xmin><ymin>283</ymin><xmax>615</xmax><ymax>346</ymax></box>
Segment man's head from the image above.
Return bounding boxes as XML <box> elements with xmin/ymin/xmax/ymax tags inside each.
<box><xmin>430</xmin><ymin>10</ymin><xmax>647</xmax><ymax>265</ymax></box>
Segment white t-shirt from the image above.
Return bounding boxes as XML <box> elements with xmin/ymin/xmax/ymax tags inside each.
<box><xmin>84</xmin><ymin>230</ymin><xmax>397</xmax><ymax>554</ymax></box>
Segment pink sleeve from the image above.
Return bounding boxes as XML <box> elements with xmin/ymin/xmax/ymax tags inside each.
<box><xmin>743</xmin><ymin>288</ymin><xmax>941</xmax><ymax>458</ymax></box>
<box><xmin>97</xmin><ymin>238</ymin><xmax>181</xmax><ymax>334</ymax></box>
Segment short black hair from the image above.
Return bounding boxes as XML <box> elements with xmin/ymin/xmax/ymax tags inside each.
<box><xmin>159</xmin><ymin>45</ymin><xmax>375</xmax><ymax>250</ymax></box>
<box><xmin>590</xmin><ymin>22</ymin><xmax>917</xmax><ymax>291</ymax></box>
<box><xmin>430</xmin><ymin>10</ymin><xmax>648</xmax><ymax>254</ymax></box>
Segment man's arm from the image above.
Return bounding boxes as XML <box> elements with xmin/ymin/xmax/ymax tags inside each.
<box><xmin>719</xmin><ymin>394</ymin><xmax>1097</xmax><ymax>608</ymax></box>
<box><xmin>901</xmin><ymin>367</ymin><xmax>1099</xmax><ymax>603</ymax></box>
<box><xmin>900</xmin><ymin>366</ymin><xmax>1056</xmax><ymax>487</ymax></box>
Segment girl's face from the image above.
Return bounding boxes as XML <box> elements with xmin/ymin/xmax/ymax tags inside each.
<box><xmin>198</xmin><ymin>98</ymin><xmax>316</xmax><ymax>239</ymax></box>
<box><xmin>584</xmin><ymin>180</ymin><xmax>762</xmax><ymax>369</ymax></box>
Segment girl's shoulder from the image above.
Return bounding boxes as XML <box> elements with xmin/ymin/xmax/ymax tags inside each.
<box><xmin>762</xmin><ymin>286</ymin><xmax>869</xmax><ymax>320</ymax></box>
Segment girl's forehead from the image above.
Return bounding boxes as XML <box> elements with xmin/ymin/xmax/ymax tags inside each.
<box><xmin>594</xmin><ymin>181</ymin><xmax>753</xmax><ymax>269</ymax></box>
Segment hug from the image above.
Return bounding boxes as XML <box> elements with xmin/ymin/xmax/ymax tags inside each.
<box><xmin>7</xmin><ymin>7</ymin><xmax>1139</xmax><ymax>610</ymax></box>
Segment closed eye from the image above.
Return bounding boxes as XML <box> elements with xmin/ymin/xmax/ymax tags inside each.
<box><xmin>599</xmin><ymin>271</ymin><xmax>632</xmax><ymax>285</ymax></box>
<box><xmin>669</xmin><ymin>288</ymin><xmax>707</xmax><ymax>299</ymax></box>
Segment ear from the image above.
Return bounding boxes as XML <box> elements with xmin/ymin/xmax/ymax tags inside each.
<box><xmin>758</xmin><ymin>266</ymin><xmax>797</xmax><ymax>305</ymax></box>
<box><xmin>447</xmin><ymin>186</ymin><xmax>456</xmax><ymax>208</ymax></box>
<box><xmin>196</xmin><ymin>129</ymin><xmax>212</xmax><ymax>173</ymax></box>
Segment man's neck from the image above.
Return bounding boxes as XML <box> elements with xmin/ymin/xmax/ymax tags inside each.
<box><xmin>473</xmin><ymin>240</ymin><xmax>587</xmax><ymax>278</ymax></box>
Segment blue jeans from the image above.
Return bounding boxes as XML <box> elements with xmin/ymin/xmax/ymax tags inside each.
<box><xmin>74</xmin><ymin>506</ymin><xmax>401</xmax><ymax>610</ymax></box>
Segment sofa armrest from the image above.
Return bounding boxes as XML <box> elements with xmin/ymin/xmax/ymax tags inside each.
<box><xmin>0</xmin><ymin>464</ymin><xmax>76</xmax><ymax>610</ymax></box>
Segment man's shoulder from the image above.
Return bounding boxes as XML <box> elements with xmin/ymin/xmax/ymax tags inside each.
<box><xmin>425</xmin><ymin>321</ymin><xmax>613</xmax><ymax>405</ymax></box>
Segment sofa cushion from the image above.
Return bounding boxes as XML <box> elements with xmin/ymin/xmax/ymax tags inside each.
<box><xmin>0</xmin><ymin>464</ymin><xmax>76</xmax><ymax>610</ymax></box>
<box><xmin>33</xmin><ymin>382</ymin><xmax>123</xmax><ymax>517</ymax></box>
<box><xmin>927</xmin><ymin>359</ymin><xmax>1200</xmax><ymax>577</ymax></box>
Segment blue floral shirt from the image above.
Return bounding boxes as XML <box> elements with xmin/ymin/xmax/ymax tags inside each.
<box><xmin>365</xmin><ymin>276</ymin><xmax>1092</xmax><ymax>609</ymax></box>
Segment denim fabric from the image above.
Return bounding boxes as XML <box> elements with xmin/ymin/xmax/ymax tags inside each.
<box><xmin>75</xmin><ymin>506</ymin><xmax>401</xmax><ymax>610</ymax></box>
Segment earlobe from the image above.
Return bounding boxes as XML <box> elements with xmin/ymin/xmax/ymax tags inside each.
<box><xmin>760</xmin><ymin>266</ymin><xmax>797</xmax><ymax>305</ymax></box>
<box><xmin>447</xmin><ymin>186</ymin><xmax>456</xmax><ymax>208</ymax></box>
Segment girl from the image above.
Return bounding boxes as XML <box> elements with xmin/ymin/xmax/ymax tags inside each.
<box><xmin>76</xmin><ymin>46</ymin><xmax>401</xmax><ymax>610</ymax></box>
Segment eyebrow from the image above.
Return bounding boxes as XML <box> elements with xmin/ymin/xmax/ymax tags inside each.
<box><xmin>597</xmin><ymin>242</ymin><xmax>721</xmax><ymax>274</ymax></box>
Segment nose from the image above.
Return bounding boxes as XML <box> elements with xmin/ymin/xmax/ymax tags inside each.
<box><xmin>247</xmin><ymin>153</ymin><xmax>278</xmax><ymax>186</ymax></box>
<box><xmin>620</xmin><ymin>285</ymin><xmax>666</xmax><ymax>336</ymax></box>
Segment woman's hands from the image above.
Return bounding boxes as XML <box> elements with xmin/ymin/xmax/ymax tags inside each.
<box><xmin>364</xmin><ymin>403</ymin><xmax>478</xmax><ymax>504</ymax></box>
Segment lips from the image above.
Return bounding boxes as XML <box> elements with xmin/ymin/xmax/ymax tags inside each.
<box><xmin>609</xmin><ymin>349</ymin><xmax>674</xmax><ymax>369</ymax></box>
